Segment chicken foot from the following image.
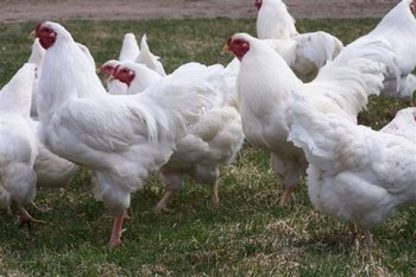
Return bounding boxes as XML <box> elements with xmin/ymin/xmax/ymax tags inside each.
<box><xmin>108</xmin><ymin>211</ymin><xmax>128</xmax><ymax>247</ymax></box>
<box><xmin>18</xmin><ymin>206</ymin><xmax>46</xmax><ymax>231</ymax></box>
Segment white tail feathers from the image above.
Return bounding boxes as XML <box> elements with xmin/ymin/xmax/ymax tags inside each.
<box><xmin>136</xmin><ymin>34</ymin><xmax>167</xmax><ymax>76</ymax></box>
<box><xmin>139</xmin><ymin>77</ymin><xmax>213</xmax><ymax>142</ymax></box>
<box><xmin>307</xmin><ymin>39</ymin><xmax>395</xmax><ymax>119</ymax></box>
<box><xmin>288</xmin><ymin>95</ymin><xmax>350</xmax><ymax>170</ymax></box>
<box><xmin>119</xmin><ymin>33</ymin><xmax>140</xmax><ymax>62</ymax></box>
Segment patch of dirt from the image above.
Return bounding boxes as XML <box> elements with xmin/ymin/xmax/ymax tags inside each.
<box><xmin>0</xmin><ymin>0</ymin><xmax>398</xmax><ymax>23</ymax></box>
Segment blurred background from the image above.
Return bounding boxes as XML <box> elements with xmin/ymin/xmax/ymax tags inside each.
<box><xmin>0</xmin><ymin>0</ymin><xmax>398</xmax><ymax>23</ymax></box>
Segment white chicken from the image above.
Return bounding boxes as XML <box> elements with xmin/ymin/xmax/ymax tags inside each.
<box><xmin>255</xmin><ymin>0</ymin><xmax>343</xmax><ymax>81</ymax></box>
<box><xmin>0</xmin><ymin>63</ymin><xmax>39</xmax><ymax>226</ymax></box>
<box><xmin>34</xmin><ymin>21</ymin><xmax>212</xmax><ymax>247</ymax></box>
<box><xmin>287</xmin><ymin>96</ymin><xmax>416</xmax><ymax>245</ymax></box>
<box><xmin>348</xmin><ymin>0</ymin><xmax>416</xmax><ymax>103</ymax></box>
<box><xmin>112</xmin><ymin>62</ymin><xmax>244</xmax><ymax>213</ymax></box>
<box><xmin>225</xmin><ymin>31</ymin><xmax>394</xmax><ymax>206</ymax></box>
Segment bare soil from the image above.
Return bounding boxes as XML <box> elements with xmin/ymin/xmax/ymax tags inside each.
<box><xmin>0</xmin><ymin>0</ymin><xmax>398</xmax><ymax>23</ymax></box>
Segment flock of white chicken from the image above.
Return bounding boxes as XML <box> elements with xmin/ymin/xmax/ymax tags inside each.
<box><xmin>1</xmin><ymin>0</ymin><xmax>416</xmax><ymax>248</ymax></box>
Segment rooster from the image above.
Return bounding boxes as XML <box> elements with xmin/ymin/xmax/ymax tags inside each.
<box><xmin>112</xmin><ymin>62</ymin><xmax>244</xmax><ymax>213</ymax></box>
<box><xmin>287</xmin><ymin>96</ymin><xmax>416</xmax><ymax>246</ymax></box>
<box><xmin>225</xmin><ymin>30</ymin><xmax>395</xmax><ymax>206</ymax></box>
<box><xmin>0</xmin><ymin>63</ymin><xmax>39</xmax><ymax>227</ymax></box>
<box><xmin>34</xmin><ymin>21</ymin><xmax>211</xmax><ymax>247</ymax></box>
<box><xmin>255</xmin><ymin>0</ymin><xmax>343</xmax><ymax>81</ymax></box>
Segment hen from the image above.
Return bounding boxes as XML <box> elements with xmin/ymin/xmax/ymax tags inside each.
<box><xmin>255</xmin><ymin>0</ymin><xmax>343</xmax><ymax>81</ymax></box>
<box><xmin>287</xmin><ymin>96</ymin><xmax>416</xmax><ymax>245</ymax></box>
<box><xmin>225</xmin><ymin>31</ymin><xmax>394</xmax><ymax>206</ymax></box>
<box><xmin>112</xmin><ymin>62</ymin><xmax>244</xmax><ymax>213</ymax></box>
<box><xmin>0</xmin><ymin>63</ymin><xmax>39</xmax><ymax>226</ymax></box>
<box><xmin>35</xmin><ymin>21</ymin><xmax>211</xmax><ymax>246</ymax></box>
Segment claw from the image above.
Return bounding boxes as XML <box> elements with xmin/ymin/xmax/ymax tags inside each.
<box><xmin>17</xmin><ymin>207</ymin><xmax>46</xmax><ymax>231</ymax></box>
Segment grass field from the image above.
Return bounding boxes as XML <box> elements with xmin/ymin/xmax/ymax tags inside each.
<box><xmin>0</xmin><ymin>18</ymin><xmax>415</xmax><ymax>276</ymax></box>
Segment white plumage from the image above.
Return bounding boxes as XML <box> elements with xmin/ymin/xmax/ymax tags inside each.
<box><xmin>287</xmin><ymin>96</ymin><xmax>416</xmax><ymax>245</ymax></box>
<box><xmin>380</xmin><ymin>107</ymin><xmax>416</xmax><ymax>143</ymax></box>
<box><xmin>118</xmin><ymin>33</ymin><xmax>140</xmax><ymax>62</ymax></box>
<box><xmin>348</xmin><ymin>0</ymin><xmax>416</xmax><ymax>102</ymax></box>
<box><xmin>0</xmin><ymin>63</ymin><xmax>38</xmax><ymax>223</ymax></box>
<box><xmin>228</xmin><ymin>31</ymin><xmax>392</xmax><ymax>205</ymax></box>
<box><xmin>35</xmin><ymin>21</ymin><xmax>212</xmax><ymax>246</ymax></box>
<box><xmin>255</xmin><ymin>0</ymin><xmax>343</xmax><ymax>81</ymax></box>
<box><xmin>135</xmin><ymin>34</ymin><xmax>167</xmax><ymax>77</ymax></box>
<box><xmin>112</xmin><ymin>61</ymin><xmax>244</xmax><ymax>212</ymax></box>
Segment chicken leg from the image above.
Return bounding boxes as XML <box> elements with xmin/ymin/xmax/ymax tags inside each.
<box><xmin>153</xmin><ymin>189</ymin><xmax>175</xmax><ymax>214</ymax></box>
<box><xmin>211</xmin><ymin>181</ymin><xmax>219</xmax><ymax>207</ymax></box>
<box><xmin>279</xmin><ymin>186</ymin><xmax>293</xmax><ymax>207</ymax></box>
<box><xmin>18</xmin><ymin>206</ymin><xmax>46</xmax><ymax>230</ymax></box>
<box><xmin>108</xmin><ymin>211</ymin><xmax>127</xmax><ymax>247</ymax></box>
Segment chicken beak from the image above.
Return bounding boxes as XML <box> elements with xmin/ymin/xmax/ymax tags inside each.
<box><xmin>222</xmin><ymin>43</ymin><xmax>231</xmax><ymax>55</ymax></box>
<box><xmin>96</xmin><ymin>67</ymin><xmax>102</xmax><ymax>74</ymax></box>
<box><xmin>107</xmin><ymin>75</ymin><xmax>115</xmax><ymax>82</ymax></box>
<box><xmin>29</xmin><ymin>30</ymin><xmax>36</xmax><ymax>39</ymax></box>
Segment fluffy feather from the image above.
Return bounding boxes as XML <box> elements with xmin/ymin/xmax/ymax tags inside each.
<box><xmin>36</xmin><ymin>21</ymin><xmax>212</xmax><ymax>245</ymax></box>
<box><xmin>256</xmin><ymin>0</ymin><xmax>343</xmax><ymax>81</ymax></box>
<box><xmin>349</xmin><ymin>0</ymin><xmax>416</xmax><ymax>101</ymax></box>
<box><xmin>231</xmin><ymin>31</ymin><xmax>390</xmax><ymax>205</ymax></box>
<box><xmin>110</xmin><ymin>61</ymin><xmax>244</xmax><ymax>212</ymax></box>
<box><xmin>0</xmin><ymin>63</ymin><xmax>37</xmax><ymax>211</ymax></box>
<box><xmin>136</xmin><ymin>34</ymin><xmax>167</xmax><ymax>76</ymax></box>
<box><xmin>287</xmin><ymin>96</ymin><xmax>416</xmax><ymax>241</ymax></box>
<box><xmin>118</xmin><ymin>33</ymin><xmax>140</xmax><ymax>62</ymax></box>
<box><xmin>380</xmin><ymin>107</ymin><xmax>416</xmax><ymax>143</ymax></box>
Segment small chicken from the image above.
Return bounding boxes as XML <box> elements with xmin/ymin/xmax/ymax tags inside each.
<box><xmin>288</xmin><ymin>96</ymin><xmax>416</xmax><ymax>246</ymax></box>
<box><xmin>35</xmin><ymin>21</ymin><xmax>213</xmax><ymax>246</ymax></box>
<box><xmin>255</xmin><ymin>0</ymin><xmax>343</xmax><ymax>81</ymax></box>
<box><xmin>0</xmin><ymin>63</ymin><xmax>39</xmax><ymax>227</ymax></box>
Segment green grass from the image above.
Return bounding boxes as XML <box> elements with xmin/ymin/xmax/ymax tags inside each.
<box><xmin>0</xmin><ymin>18</ymin><xmax>415</xmax><ymax>276</ymax></box>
